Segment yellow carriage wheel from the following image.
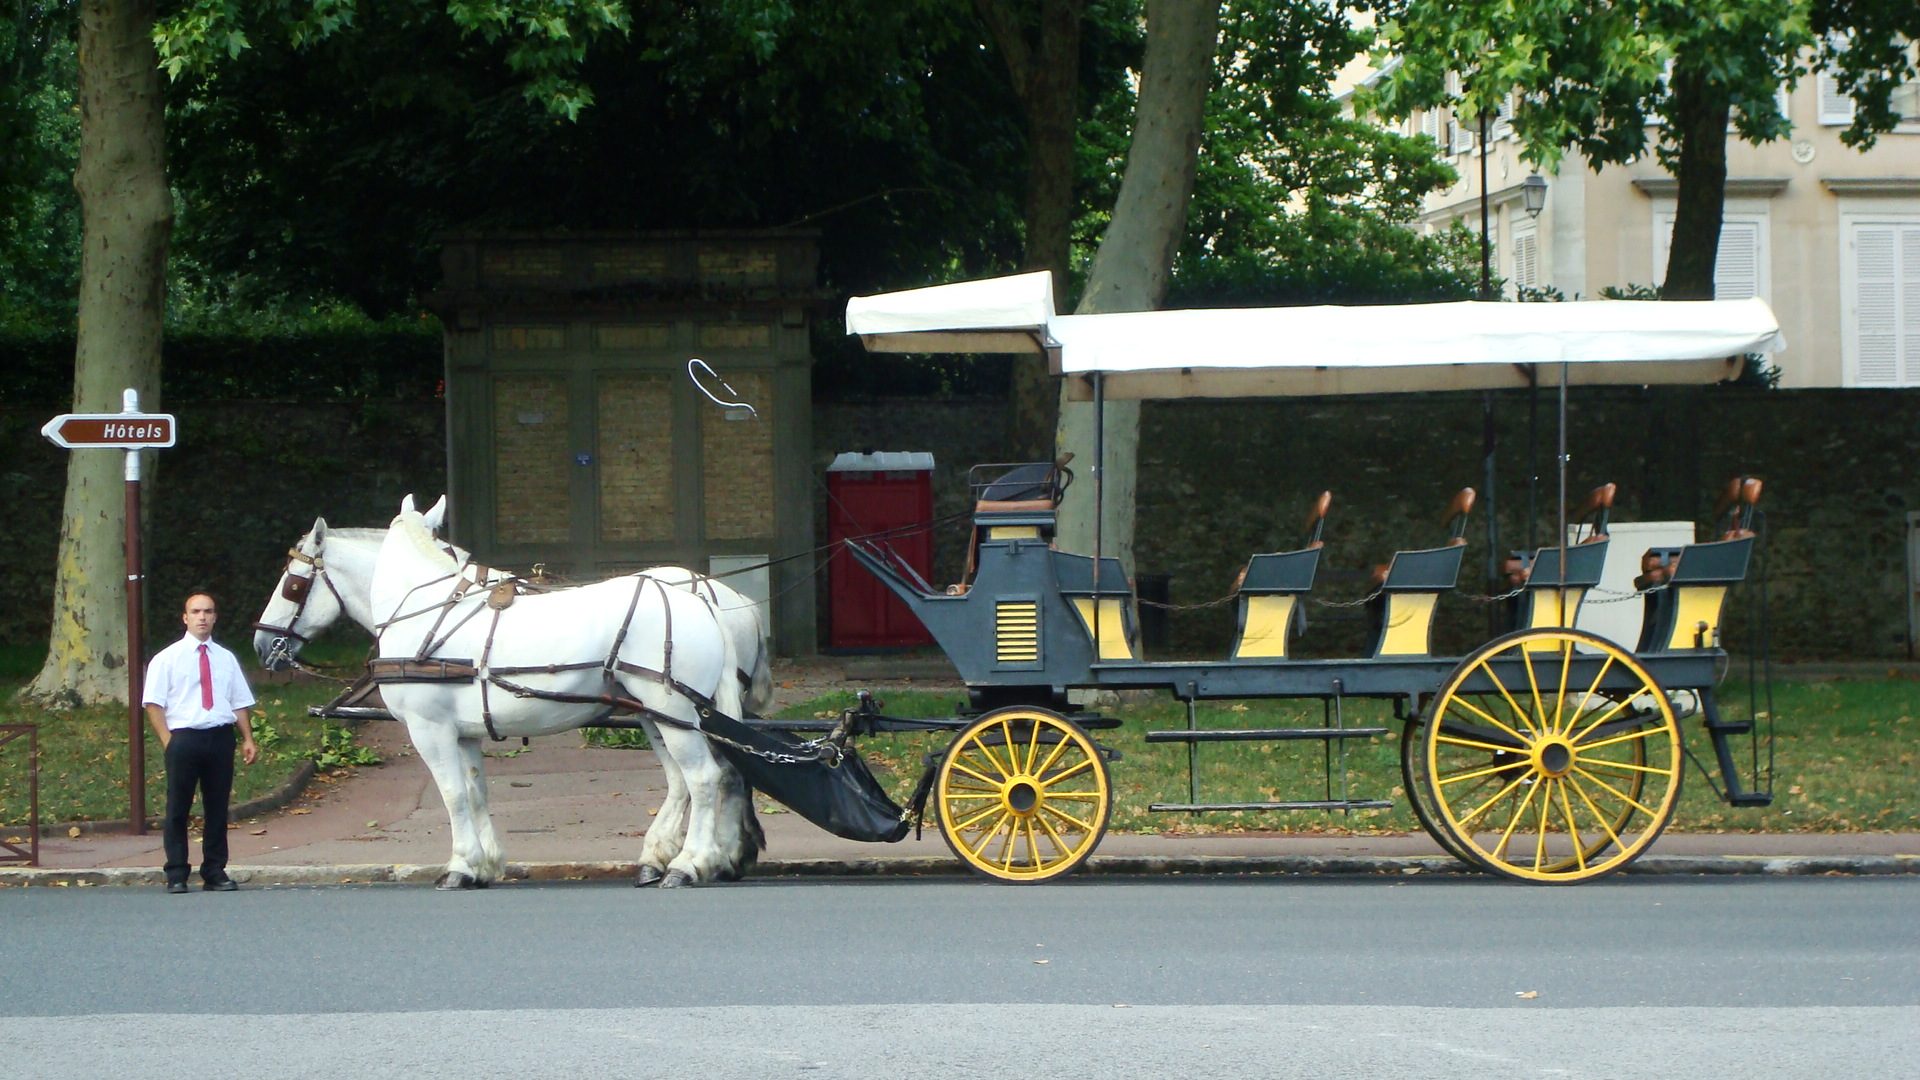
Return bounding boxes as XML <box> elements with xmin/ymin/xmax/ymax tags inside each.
<box><xmin>1422</xmin><ymin>628</ymin><xmax>1682</xmax><ymax>884</ymax></box>
<box><xmin>935</xmin><ymin>707</ymin><xmax>1111</xmax><ymax>883</ymax></box>
<box><xmin>1404</xmin><ymin>714</ymin><xmax>1644</xmax><ymax>874</ymax></box>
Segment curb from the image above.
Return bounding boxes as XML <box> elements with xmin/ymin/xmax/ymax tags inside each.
<box><xmin>4</xmin><ymin>853</ymin><xmax>1916</xmax><ymax>888</ymax></box>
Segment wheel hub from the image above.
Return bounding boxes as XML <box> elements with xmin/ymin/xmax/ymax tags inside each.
<box><xmin>1005</xmin><ymin>779</ymin><xmax>1040</xmax><ymax>815</ymax></box>
<box><xmin>1535</xmin><ymin>738</ymin><xmax>1574</xmax><ymax>777</ymax></box>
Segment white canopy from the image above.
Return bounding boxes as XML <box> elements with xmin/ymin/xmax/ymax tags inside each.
<box><xmin>846</xmin><ymin>272</ymin><xmax>1786</xmax><ymax>400</ymax></box>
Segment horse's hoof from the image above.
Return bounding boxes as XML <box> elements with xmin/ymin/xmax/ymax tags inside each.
<box><xmin>436</xmin><ymin>870</ymin><xmax>480</xmax><ymax>891</ymax></box>
<box><xmin>634</xmin><ymin>865</ymin><xmax>664</xmax><ymax>888</ymax></box>
<box><xmin>660</xmin><ymin>869</ymin><xmax>696</xmax><ymax>889</ymax></box>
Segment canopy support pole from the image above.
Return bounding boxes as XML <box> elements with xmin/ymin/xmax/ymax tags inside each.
<box><xmin>1093</xmin><ymin>372</ymin><xmax>1105</xmax><ymax>658</ymax></box>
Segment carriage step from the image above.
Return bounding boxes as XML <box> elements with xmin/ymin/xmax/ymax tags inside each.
<box><xmin>1728</xmin><ymin>792</ymin><xmax>1774</xmax><ymax>807</ymax></box>
<box><xmin>1704</xmin><ymin>718</ymin><xmax>1754</xmax><ymax>735</ymax></box>
<box><xmin>1149</xmin><ymin>799</ymin><xmax>1394</xmax><ymax>813</ymax></box>
<box><xmin>1143</xmin><ymin>726</ymin><xmax>1388</xmax><ymax>743</ymax></box>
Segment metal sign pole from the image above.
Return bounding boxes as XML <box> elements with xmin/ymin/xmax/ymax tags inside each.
<box><xmin>124</xmin><ymin>406</ymin><xmax>146</xmax><ymax>834</ymax></box>
<box><xmin>40</xmin><ymin>387</ymin><xmax>176</xmax><ymax>835</ymax></box>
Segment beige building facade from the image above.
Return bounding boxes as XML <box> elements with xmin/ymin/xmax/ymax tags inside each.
<box><xmin>1386</xmin><ymin>72</ymin><xmax>1920</xmax><ymax>389</ymax></box>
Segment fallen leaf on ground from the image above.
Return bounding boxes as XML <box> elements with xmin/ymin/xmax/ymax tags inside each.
<box><xmin>365</xmin><ymin>821</ymin><xmax>379</xmax><ymax>828</ymax></box>
<box><xmin>1033</xmin><ymin>959</ymin><xmax>1049</xmax><ymax>965</ymax></box>
<box><xmin>1516</xmin><ymin>990</ymin><xmax>1539</xmax><ymax>999</ymax></box>
<box><xmin>249</xmin><ymin>829</ymin><xmax>267</xmax><ymax>836</ymax></box>
<box><xmin>67</xmin><ymin>826</ymin><xmax>81</xmax><ymax>839</ymax></box>
<box><xmin>289</xmin><ymin>808</ymin><xmax>312</xmax><ymax>815</ymax></box>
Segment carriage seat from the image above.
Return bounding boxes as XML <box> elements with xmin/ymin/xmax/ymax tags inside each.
<box><xmin>947</xmin><ymin>458</ymin><xmax>1074</xmax><ymax>596</ymax></box>
<box><xmin>1231</xmin><ymin>491</ymin><xmax>1331</xmax><ymax>659</ymax></box>
<box><xmin>1368</xmin><ymin>487</ymin><xmax>1474</xmax><ymax>588</ymax></box>
<box><xmin>1501</xmin><ymin>483</ymin><xmax>1616</xmax><ymax>589</ymax></box>
<box><xmin>1635</xmin><ymin>476</ymin><xmax>1765</xmax><ymax>651</ymax></box>
<box><xmin>1368</xmin><ymin>487</ymin><xmax>1474</xmax><ymax>658</ymax></box>
<box><xmin>1636</xmin><ymin>476</ymin><xmax>1762</xmax><ymax>590</ymax></box>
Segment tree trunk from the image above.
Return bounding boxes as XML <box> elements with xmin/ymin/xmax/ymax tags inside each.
<box><xmin>978</xmin><ymin>0</ymin><xmax>1085</xmax><ymax>460</ymax></box>
<box><xmin>1053</xmin><ymin>0</ymin><xmax>1219</xmax><ymax>575</ymax></box>
<box><xmin>26</xmin><ymin>0</ymin><xmax>170</xmax><ymax>706</ymax></box>
<box><xmin>1659</xmin><ymin>61</ymin><xmax>1730</xmax><ymax>301</ymax></box>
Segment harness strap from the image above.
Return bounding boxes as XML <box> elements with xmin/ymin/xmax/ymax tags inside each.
<box><xmin>487</xmin><ymin>675</ymin><xmax>702</xmax><ymax>733</ymax></box>
<box><xmin>478</xmin><ymin>604</ymin><xmax>506</xmax><ymax>741</ymax></box>
<box><xmin>604</xmin><ymin>573</ymin><xmax>653</xmax><ymax>675</ymax></box>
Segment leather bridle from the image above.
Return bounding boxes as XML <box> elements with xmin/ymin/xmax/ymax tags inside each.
<box><xmin>253</xmin><ymin>544</ymin><xmax>347</xmax><ymax>650</ymax></box>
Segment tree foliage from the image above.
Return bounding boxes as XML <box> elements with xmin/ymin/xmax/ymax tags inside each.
<box><xmin>0</xmin><ymin>2</ymin><xmax>80</xmax><ymax>325</ymax></box>
<box><xmin>1361</xmin><ymin>0</ymin><xmax>1920</xmax><ymax>300</ymax></box>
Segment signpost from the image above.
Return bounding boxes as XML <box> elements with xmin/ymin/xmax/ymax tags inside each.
<box><xmin>41</xmin><ymin>389</ymin><xmax>176</xmax><ymax>834</ymax></box>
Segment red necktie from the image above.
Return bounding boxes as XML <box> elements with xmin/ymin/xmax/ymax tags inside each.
<box><xmin>198</xmin><ymin>644</ymin><xmax>214</xmax><ymax>710</ymax></box>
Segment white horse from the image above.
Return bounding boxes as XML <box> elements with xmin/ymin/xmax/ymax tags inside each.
<box><xmin>251</xmin><ymin>503</ymin><xmax>773</xmax><ymax>887</ymax></box>
<box><xmin>281</xmin><ymin>499</ymin><xmax>759</xmax><ymax>887</ymax></box>
<box><xmin>252</xmin><ymin>497</ymin><xmax>774</xmax><ymax>716</ymax></box>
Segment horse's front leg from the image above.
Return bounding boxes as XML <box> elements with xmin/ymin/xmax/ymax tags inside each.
<box><xmin>635</xmin><ymin>716</ymin><xmax>688</xmax><ymax>887</ymax></box>
<box><xmin>401</xmin><ymin>713</ymin><xmax>493</xmax><ymax>890</ymax></box>
<box><xmin>455</xmin><ymin>735</ymin><xmax>505</xmax><ymax>884</ymax></box>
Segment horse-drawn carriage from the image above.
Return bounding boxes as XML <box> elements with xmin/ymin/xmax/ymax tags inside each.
<box><xmin>836</xmin><ymin>271</ymin><xmax>1782</xmax><ymax>885</ymax></box>
<box><xmin>261</xmin><ymin>271</ymin><xmax>1783</xmax><ymax>888</ymax></box>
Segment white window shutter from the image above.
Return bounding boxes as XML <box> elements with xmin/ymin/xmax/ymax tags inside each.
<box><xmin>1512</xmin><ymin>227</ymin><xmax>1539</xmax><ymax>293</ymax></box>
<box><xmin>1451</xmin><ymin>111</ymin><xmax>1475</xmax><ymax>153</ymax></box>
<box><xmin>1904</xmin><ymin>228</ymin><xmax>1920</xmax><ymax>384</ymax></box>
<box><xmin>1853</xmin><ymin>224</ymin><xmax>1899</xmax><ymax>385</ymax></box>
<box><xmin>1818</xmin><ymin>72</ymin><xmax>1857</xmax><ymax>125</ymax></box>
<box><xmin>1421</xmin><ymin>108</ymin><xmax>1440</xmax><ymax>142</ymax></box>
<box><xmin>1715</xmin><ymin>221</ymin><xmax>1761</xmax><ymax>301</ymax></box>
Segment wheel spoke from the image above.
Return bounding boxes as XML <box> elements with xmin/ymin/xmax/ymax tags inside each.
<box><xmin>1489</xmin><ymin>779</ymin><xmax>1545</xmax><ymax>861</ymax></box>
<box><xmin>1519</xmin><ymin>647</ymin><xmax>1548</xmax><ymax>736</ymax></box>
<box><xmin>1572</xmin><ymin>767</ymin><xmax>1659</xmax><ymax>817</ymax></box>
<box><xmin>1568</xmin><ymin>689</ymin><xmax>1651</xmax><ymax>745</ymax></box>
<box><xmin>1043</xmin><ymin>758</ymin><xmax>1094</xmax><ymax>786</ymax></box>
<box><xmin>1454</xmin><ymin>771</ymin><xmax>1531</xmax><ymax>830</ymax></box>
<box><xmin>1033</xmin><ymin>733</ymin><xmax>1071</xmax><ymax>778</ymax></box>
<box><xmin>962</xmin><ymin>733</ymin><xmax>1012</xmax><ymax>779</ymax></box>
<box><xmin>1037</xmin><ymin>813</ymin><xmax>1072</xmax><ymax>856</ymax></box>
<box><xmin>1438</xmin><ymin>759</ymin><xmax>1530</xmax><ymax>786</ymax></box>
<box><xmin>966</xmin><ymin>812</ymin><xmax>1011</xmax><ymax>858</ymax></box>
<box><xmin>1445</xmin><ymin>688</ymin><xmax>1533</xmax><ymax>747</ymax></box>
<box><xmin>1577</xmin><ymin>726</ymin><xmax>1670</xmax><ymax>753</ymax></box>
<box><xmin>954</xmin><ymin>802</ymin><xmax>1004</xmax><ymax>832</ymax></box>
<box><xmin>1436</xmin><ymin>731</ymin><xmax>1527</xmax><ymax>755</ymax></box>
<box><xmin>1555</xmin><ymin>779</ymin><xmax>1588</xmax><ymax>873</ymax></box>
<box><xmin>997</xmin><ymin>719</ymin><xmax>1019</xmax><ymax>774</ymax></box>
<box><xmin>1024</xmin><ymin>721</ymin><xmax>1043</xmax><ymax>774</ymax></box>
<box><xmin>1531</xmin><ymin>778</ymin><xmax>1554</xmax><ymax>872</ymax></box>
<box><xmin>1566</xmin><ymin>775</ymin><xmax>1625</xmax><ymax>854</ymax></box>
<box><xmin>1576</xmin><ymin>757</ymin><xmax>1675</xmax><ymax>778</ymax></box>
<box><xmin>1471</xmin><ymin>659</ymin><xmax>1537</xmax><ymax>742</ymax></box>
<box><xmin>1567</xmin><ymin>655</ymin><xmax>1617</xmax><ymax>737</ymax></box>
<box><xmin>948</xmin><ymin>760</ymin><xmax>1002</xmax><ymax>788</ymax></box>
<box><xmin>1040</xmin><ymin>802</ymin><xmax>1094</xmax><ymax>832</ymax></box>
<box><xmin>1551</xmin><ymin>640</ymin><xmax>1575</xmax><ymax>736</ymax></box>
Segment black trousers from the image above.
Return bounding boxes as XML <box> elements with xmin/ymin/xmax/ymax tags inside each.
<box><xmin>162</xmin><ymin>725</ymin><xmax>236</xmax><ymax>885</ymax></box>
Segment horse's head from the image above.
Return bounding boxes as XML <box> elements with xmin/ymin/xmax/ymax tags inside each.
<box><xmin>253</xmin><ymin>516</ymin><xmax>346</xmax><ymax>670</ymax></box>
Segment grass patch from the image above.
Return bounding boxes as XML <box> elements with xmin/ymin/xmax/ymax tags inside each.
<box><xmin>0</xmin><ymin>675</ymin><xmax>379</xmax><ymax>827</ymax></box>
<box><xmin>776</xmin><ymin>678</ymin><xmax>1920</xmax><ymax>836</ymax></box>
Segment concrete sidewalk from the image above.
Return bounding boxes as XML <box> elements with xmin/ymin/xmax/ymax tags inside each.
<box><xmin>7</xmin><ymin>714</ymin><xmax>1916</xmax><ymax>888</ymax></box>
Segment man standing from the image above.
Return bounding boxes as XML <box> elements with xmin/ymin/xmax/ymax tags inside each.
<box><xmin>143</xmin><ymin>592</ymin><xmax>259</xmax><ymax>893</ymax></box>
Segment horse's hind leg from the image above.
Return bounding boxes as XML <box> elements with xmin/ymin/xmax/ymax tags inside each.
<box><xmin>652</xmin><ymin>720</ymin><xmax>727</xmax><ymax>886</ymax></box>
<box><xmin>711</xmin><ymin>761</ymin><xmax>763</xmax><ymax>882</ymax></box>
<box><xmin>402</xmin><ymin>714</ymin><xmax>493</xmax><ymax>889</ymax></box>
<box><xmin>455</xmin><ymin>735</ymin><xmax>505</xmax><ymax>884</ymax></box>
<box><xmin>636</xmin><ymin>717</ymin><xmax>688</xmax><ymax>887</ymax></box>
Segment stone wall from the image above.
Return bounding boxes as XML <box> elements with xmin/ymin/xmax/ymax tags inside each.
<box><xmin>4</xmin><ymin>386</ymin><xmax>1916</xmax><ymax>660</ymax></box>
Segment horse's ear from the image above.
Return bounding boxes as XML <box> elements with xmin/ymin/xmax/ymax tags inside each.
<box><xmin>400</xmin><ymin>493</ymin><xmax>418</xmax><ymax>515</ymax></box>
<box><xmin>423</xmin><ymin>494</ymin><xmax>448</xmax><ymax>532</ymax></box>
<box><xmin>311</xmin><ymin>516</ymin><xmax>328</xmax><ymax>542</ymax></box>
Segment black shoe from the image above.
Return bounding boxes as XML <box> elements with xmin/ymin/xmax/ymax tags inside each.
<box><xmin>166</xmin><ymin>882</ymin><xmax>189</xmax><ymax>895</ymax></box>
<box><xmin>203</xmin><ymin>877</ymin><xmax>238</xmax><ymax>892</ymax></box>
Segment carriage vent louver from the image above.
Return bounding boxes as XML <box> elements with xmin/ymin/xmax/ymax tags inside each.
<box><xmin>995</xmin><ymin>601</ymin><xmax>1040</xmax><ymax>664</ymax></box>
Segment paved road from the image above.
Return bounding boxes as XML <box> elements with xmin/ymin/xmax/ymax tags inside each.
<box><xmin>6</xmin><ymin>876</ymin><xmax>1917</xmax><ymax>1078</ymax></box>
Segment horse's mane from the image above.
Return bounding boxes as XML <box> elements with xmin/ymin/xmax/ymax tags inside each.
<box><xmin>390</xmin><ymin>511</ymin><xmax>458</xmax><ymax>567</ymax></box>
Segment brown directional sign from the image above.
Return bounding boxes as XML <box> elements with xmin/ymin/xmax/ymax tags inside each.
<box><xmin>41</xmin><ymin>412</ymin><xmax>176</xmax><ymax>449</ymax></box>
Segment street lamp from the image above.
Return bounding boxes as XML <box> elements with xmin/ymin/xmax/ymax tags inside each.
<box><xmin>1522</xmin><ymin>172</ymin><xmax>1548</xmax><ymax>218</ymax></box>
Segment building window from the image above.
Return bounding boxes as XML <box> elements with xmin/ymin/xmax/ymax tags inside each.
<box><xmin>1510</xmin><ymin>221</ymin><xmax>1540</xmax><ymax>296</ymax></box>
<box><xmin>1652</xmin><ymin>209</ymin><xmax>1770</xmax><ymax>302</ymax></box>
<box><xmin>1817</xmin><ymin>42</ymin><xmax>1920</xmax><ymax>131</ymax></box>
<box><xmin>1841</xmin><ymin>215</ymin><xmax>1920</xmax><ymax>387</ymax></box>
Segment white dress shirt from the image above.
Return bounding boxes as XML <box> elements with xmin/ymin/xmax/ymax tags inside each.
<box><xmin>143</xmin><ymin>633</ymin><xmax>256</xmax><ymax>731</ymax></box>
